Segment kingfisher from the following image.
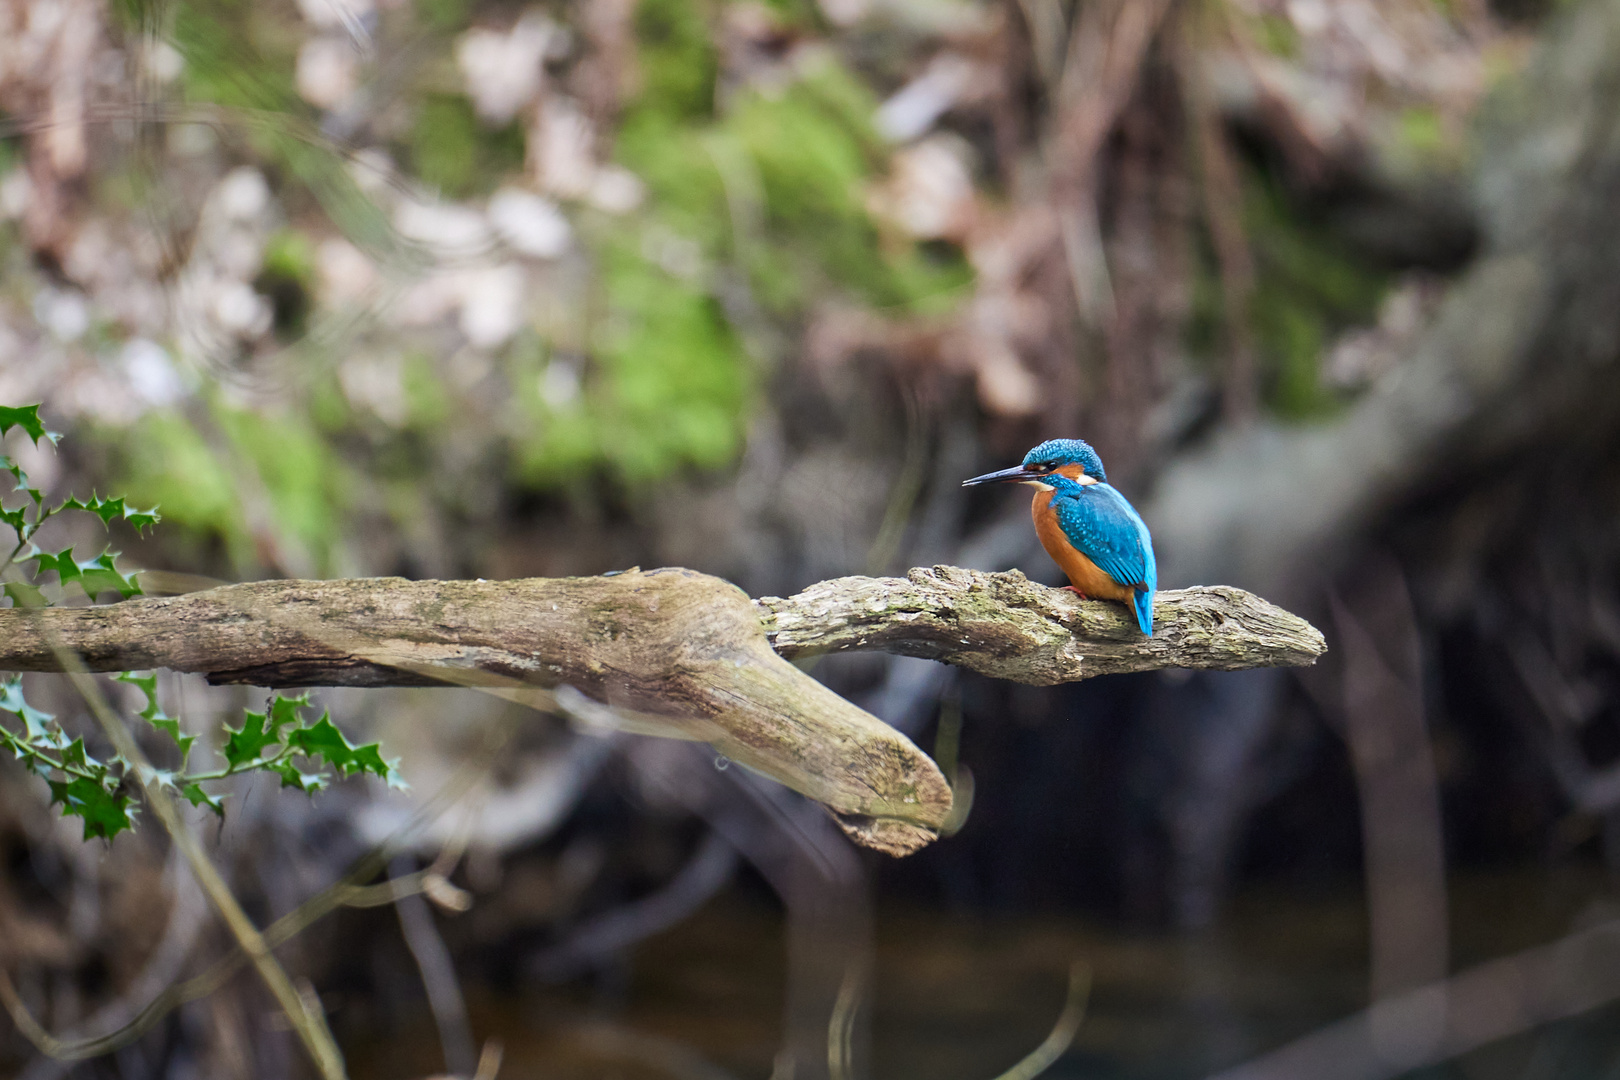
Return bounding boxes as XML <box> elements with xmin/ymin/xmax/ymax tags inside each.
<box><xmin>963</xmin><ymin>438</ymin><xmax>1157</xmax><ymax>636</ymax></box>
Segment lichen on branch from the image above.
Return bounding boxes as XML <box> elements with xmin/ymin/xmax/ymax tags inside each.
<box><xmin>757</xmin><ymin>565</ymin><xmax>1326</xmax><ymax>685</ymax></box>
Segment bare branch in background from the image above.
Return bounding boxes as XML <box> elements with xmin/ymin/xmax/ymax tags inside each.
<box><xmin>391</xmin><ymin>853</ymin><xmax>477</xmax><ymax>1079</ymax></box>
<box><xmin>16</xmin><ymin>845</ymin><xmax>207</xmax><ymax>1080</ymax></box>
<box><xmin>1331</xmin><ymin>561</ymin><xmax>1448</xmax><ymax>1065</ymax></box>
<box><xmin>528</xmin><ymin>831</ymin><xmax>736</xmax><ymax>982</ymax></box>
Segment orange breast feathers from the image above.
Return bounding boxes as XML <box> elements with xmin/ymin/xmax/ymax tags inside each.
<box><xmin>1031</xmin><ymin>486</ymin><xmax>1138</xmax><ymax>604</ymax></box>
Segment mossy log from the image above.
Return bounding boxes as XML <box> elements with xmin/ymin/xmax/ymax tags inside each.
<box><xmin>0</xmin><ymin>566</ymin><xmax>1323</xmax><ymax>855</ymax></box>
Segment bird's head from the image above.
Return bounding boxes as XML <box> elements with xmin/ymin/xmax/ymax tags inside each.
<box><xmin>962</xmin><ymin>438</ymin><xmax>1107</xmax><ymax>490</ymax></box>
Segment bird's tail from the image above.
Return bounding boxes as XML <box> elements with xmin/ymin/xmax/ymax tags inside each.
<box><xmin>1133</xmin><ymin>588</ymin><xmax>1154</xmax><ymax>637</ymax></box>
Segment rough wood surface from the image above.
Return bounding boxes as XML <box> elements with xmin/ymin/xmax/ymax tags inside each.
<box><xmin>0</xmin><ymin>566</ymin><xmax>1325</xmax><ymax>855</ymax></box>
<box><xmin>758</xmin><ymin>565</ymin><xmax>1325</xmax><ymax>684</ymax></box>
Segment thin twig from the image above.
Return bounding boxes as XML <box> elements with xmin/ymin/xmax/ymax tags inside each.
<box><xmin>987</xmin><ymin>964</ymin><xmax>1092</xmax><ymax>1080</ymax></box>
<box><xmin>61</xmin><ymin>662</ymin><xmax>349</xmax><ymax>1080</ymax></box>
<box><xmin>392</xmin><ymin>853</ymin><xmax>477</xmax><ymax>1078</ymax></box>
<box><xmin>0</xmin><ymin>694</ymin><xmax>505</xmax><ymax>1063</ymax></box>
<box><xmin>827</xmin><ymin>960</ymin><xmax>864</xmax><ymax>1080</ymax></box>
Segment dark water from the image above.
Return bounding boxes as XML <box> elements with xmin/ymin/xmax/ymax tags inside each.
<box><xmin>348</xmin><ymin>865</ymin><xmax>1620</xmax><ymax>1080</ymax></box>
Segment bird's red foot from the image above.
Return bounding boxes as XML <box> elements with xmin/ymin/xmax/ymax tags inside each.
<box><xmin>1060</xmin><ymin>586</ymin><xmax>1089</xmax><ymax>599</ymax></box>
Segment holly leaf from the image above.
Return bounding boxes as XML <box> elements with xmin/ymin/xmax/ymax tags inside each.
<box><xmin>0</xmin><ymin>405</ymin><xmax>59</xmax><ymax>447</ymax></box>
<box><xmin>0</xmin><ymin>676</ymin><xmax>56</xmax><ymax>740</ymax></box>
<box><xmin>75</xmin><ymin>552</ymin><xmax>143</xmax><ymax>600</ymax></box>
<box><xmin>1</xmin><ymin>454</ymin><xmax>41</xmax><ymax>506</ymax></box>
<box><xmin>269</xmin><ymin>756</ymin><xmax>330</xmax><ymax>794</ymax></box>
<box><xmin>27</xmin><ymin>548</ymin><xmax>143</xmax><ymax>599</ymax></box>
<box><xmin>284</xmin><ymin>712</ymin><xmax>402</xmax><ymax>786</ymax></box>
<box><xmin>60</xmin><ymin>737</ymin><xmax>99</xmax><ymax>770</ymax></box>
<box><xmin>48</xmin><ymin>776</ymin><xmax>134</xmax><ymax>840</ymax></box>
<box><xmin>268</xmin><ymin>693</ymin><xmax>312</xmax><ymax>733</ymax></box>
<box><xmin>61</xmin><ymin>494</ymin><xmax>162</xmax><ymax>534</ymax></box>
<box><xmin>283</xmin><ymin>713</ymin><xmax>350</xmax><ymax>767</ymax></box>
<box><xmin>0</xmin><ymin>501</ymin><xmax>26</xmax><ymax>535</ymax></box>
<box><xmin>222</xmin><ymin>709</ymin><xmax>283</xmax><ymax>769</ymax></box>
<box><xmin>182</xmin><ymin>782</ymin><xmax>226</xmax><ymax>817</ymax></box>
<box><xmin>123</xmin><ymin>505</ymin><xmax>161</xmax><ymax>533</ymax></box>
<box><xmin>114</xmin><ymin>672</ymin><xmax>196</xmax><ymax>760</ymax></box>
<box><xmin>25</xmin><ymin>547</ymin><xmax>79</xmax><ymax>585</ymax></box>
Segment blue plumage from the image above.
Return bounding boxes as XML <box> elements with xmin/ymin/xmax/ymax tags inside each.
<box><xmin>963</xmin><ymin>437</ymin><xmax>1158</xmax><ymax>636</ymax></box>
<box><xmin>1023</xmin><ymin>439</ymin><xmax>1107</xmax><ymax>482</ymax></box>
<box><xmin>1046</xmin><ymin>473</ymin><xmax>1157</xmax><ymax>635</ymax></box>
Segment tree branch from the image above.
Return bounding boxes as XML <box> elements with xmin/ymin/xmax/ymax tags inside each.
<box><xmin>759</xmin><ymin>566</ymin><xmax>1325</xmax><ymax>684</ymax></box>
<box><xmin>0</xmin><ymin>566</ymin><xmax>1324</xmax><ymax>856</ymax></box>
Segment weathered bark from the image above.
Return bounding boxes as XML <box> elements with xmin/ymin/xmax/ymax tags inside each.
<box><xmin>0</xmin><ymin>566</ymin><xmax>1324</xmax><ymax>855</ymax></box>
<box><xmin>759</xmin><ymin>566</ymin><xmax>1324</xmax><ymax>683</ymax></box>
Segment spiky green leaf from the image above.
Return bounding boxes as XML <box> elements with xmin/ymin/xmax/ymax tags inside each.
<box><xmin>75</xmin><ymin>552</ymin><xmax>144</xmax><ymax>599</ymax></box>
<box><xmin>114</xmin><ymin>672</ymin><xmax>197</xmax><ymax>761</ymax></box>
<box><xmin>25</xmin><ymin>546</ymin><xmax>78</xmax><ymax>583</ymax></box>
<box><xmin>182</xmin><ymin>782</ymin><xmax>227</xmax><ymax>817</ymax></box>
<box><xmin>27</xmin><ymin>548</ymin><xmax>143</xmax><ymax>599</ymax></box>
<box><xmin>61</xmin><ymin>494</ymin><xmax>162</xmax><ymax>534</ymax></box>
<box><xmin>60</xmin><ymin>737</ymin><xmax>98</xmax><ymax>770</ymax></box>
<box><xmin>284</xmin><ymin>712</ymin><xmax>402</xmax><ymax>785</ymax></box>
<box><xmin>269</xmin><ymin>756</ymin><xmax>329</xmax><ymax>794</ymax></box>
<box><xmin>1</xmin><ymin>454</ymin><xmax>41</xmax><ymax>506</ymax></box>
<box><xmin>48</xmin><ymin>777</ymin><xmax>134</xmax><ymax>840</ymax></box>
<box><xmin>0</xmin><ymin>677</ymin><xmax>56</xmax><ymax>740</ymax></box>
<box><xmin>0</xmin><ymin>405</ymin><xmax>59</xmax><ymax>447</ymax></box>
<box><xmin>221</xmin><ymin>708</ymin><xmax>284</xmax><ymax>769</ymax></box>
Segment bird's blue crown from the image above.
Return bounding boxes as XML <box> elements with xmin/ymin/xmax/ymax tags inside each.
<box><xmin>1022</xmin><ymin>439</ymin><xmax>1107</xmax><ymax>482</ymax></box>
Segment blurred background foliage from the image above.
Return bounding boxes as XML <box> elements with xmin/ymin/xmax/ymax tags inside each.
<box><xmin>0</xmin><ymin>0</ymin><xmax>1488</xmax><ymax>582</ymax></box>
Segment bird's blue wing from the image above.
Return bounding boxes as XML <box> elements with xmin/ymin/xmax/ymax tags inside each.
<box><xmin>1051</xmin><ymin>483</ymin><xmax>1156</xmax><ymax>591</ymax></box>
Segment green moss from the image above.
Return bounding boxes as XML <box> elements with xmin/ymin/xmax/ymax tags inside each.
<box><xmin>115</xmin><ymin>412</ymin><xmax>241</xmax><ymax>543</ymax></box>
<box><xmin>414</xmin><ymin>0</ymin><xmax>472</xmax><ymax>32</ymax></box>
<box><xmin>758</xmin><ymin>0</ymin><xmax>819</xmax><ymax>26</ymax></box>
<box><xmin>409</xmin><ymin>94</ymin><xmax>526</xmax><ymax>198</ymax></box>
<box><xmin>510</xmin><ymin>235</ymin><xmax>751</xmax><ymax>488</ymax></box>
<box><xmin>112</xmin><ymin>403</ymin><xmax>351</xmax><ymax>574</ymax></box>
<box><xmin>216</xmin><ymin>405</ymin><xmax>350</xmax><ymax>570</ymax></box>
<box><xmin>726</xmin><ymin>74</ymin><xmax>970</xmax><ymax>312</ymax></box>
<box><xmin>171</xmin><ymin>1</ymin><xmax>300</xmax><ymax>115</ymax></box>
<box><xmin>1256</xmin><ymin>13</ymin><xmax>1299</xmax><ymax>57</ymax></box>
<box><xmin>308</xmin><ymin>373</ymin><xmax>352</xmax><ymax>434</ymax></box>
<box><xmin>1243</xmin><ymin>172</ymin><xmax>1390</xmax><ymax>419</ymax></box>
<box><xmin>513</xmin><ymin>22</ymin><xmax>976</xmax><ymax>487</ymax></box>
<box><xmin>263</xmin><ymin>229</ymin><xmax>315</xmax><ymax>282</ymax></box>
<box><xmin>635</xmin><ymin>0</ymin><xmax>719</xmax><ymax>121</ymax></box>
<box><xmin>402</xmin><ymin>352</ymin><xmax>451</xmax><ymax>430</ymax></box>
<box><xmin>616</xmin><ymin>112</ymin><xmax>730</xmax><ymax>252</ymax></box>
<box><xmin>1396</xmin><ymin>105</ymin><xmax>1449</xmax><ymax>159</ymax></box>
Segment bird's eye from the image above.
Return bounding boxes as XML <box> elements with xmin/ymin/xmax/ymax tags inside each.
<box><xmin>1028</xmin><ymin>462</ymin><xmax>1055</xmax><ymax>473</ymax></box>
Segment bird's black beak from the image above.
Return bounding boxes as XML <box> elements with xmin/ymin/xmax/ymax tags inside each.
<box><xmin>962</xmin><ymin>465</ymin><xmax>1030</xmax><ymax>487</ymax></box>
